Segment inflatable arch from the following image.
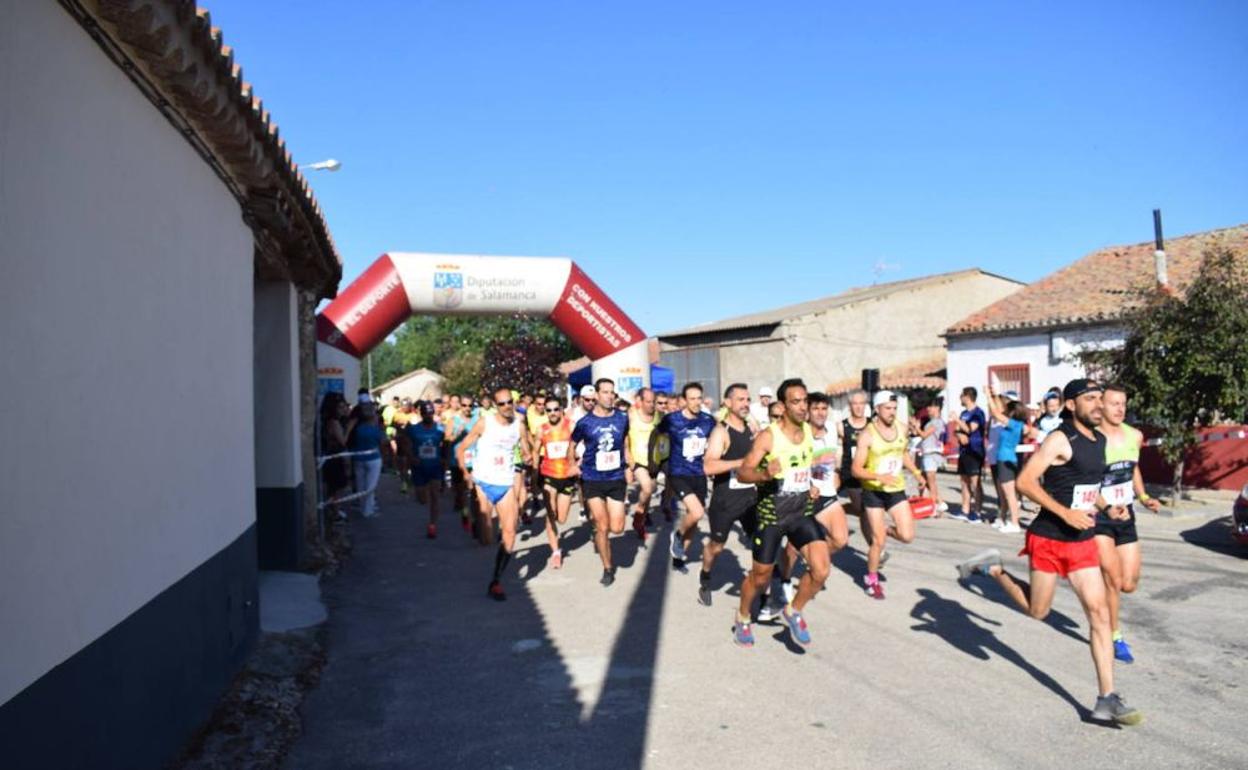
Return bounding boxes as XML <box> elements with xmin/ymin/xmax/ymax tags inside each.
<box><xmin>316</xmin><ymin>253</ymin><xmax>649</xmax><ymax>399</ymax></box>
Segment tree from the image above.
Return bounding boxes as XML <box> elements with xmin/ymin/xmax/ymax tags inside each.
<box><xmin>481</xmin><ymin>332</ymin><xmax>566</xmax><ymax>396</ymax></box>
<box><xmin>442</xmin><ymin>350</ymin><xmax>485</xmax><ymax>397</ymax></box>
<box><xmin>1093</xmin><ymin>245</ymin><xmax>1248</xmax><ymax>499</ymax></box>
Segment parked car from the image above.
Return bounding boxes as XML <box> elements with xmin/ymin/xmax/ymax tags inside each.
<box><xmin>1234</xmin><ymin>484</ymin><xmax>1248</xmax><ymax>546</ymax></box>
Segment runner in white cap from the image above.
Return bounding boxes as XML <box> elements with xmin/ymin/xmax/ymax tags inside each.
<box><xmin>851</xmin><ymin>390</ymin><xmax>926</xmax><ymax>600</ymax></box>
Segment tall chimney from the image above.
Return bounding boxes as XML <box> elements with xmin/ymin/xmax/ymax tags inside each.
<box><xmin>1152</xmin><ymin>208</ymin><xmax>1168</xmax><ymax>286</ymax></box>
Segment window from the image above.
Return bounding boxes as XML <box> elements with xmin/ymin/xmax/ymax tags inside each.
<box><xmin>660</xmin><ymin>346</ymin><xmax>720</xmax><ymax>402</ymax></box>
<box><xmin>987</xmin><ymin>364</ymin><xmax>1030</xmax><ymax>404</ymax></box>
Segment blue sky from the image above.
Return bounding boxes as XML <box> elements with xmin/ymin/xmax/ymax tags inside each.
<box><xmin>206</xmin><ymin>0</ymin><xmax>1247</xmax><ymax>334</ymax></box>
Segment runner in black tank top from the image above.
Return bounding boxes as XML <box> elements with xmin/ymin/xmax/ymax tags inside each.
<box><xmin>955</xmin><ymin>379</ymin><xmax>1142</xmax><ymax>726</ymax></box>
<box><xmin>698</xmin><ymin>385</ymin><xmax>759</xmax><ymax>606</ymax></box>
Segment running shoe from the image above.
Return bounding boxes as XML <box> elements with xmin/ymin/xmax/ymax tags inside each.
<box><xmin>549</xmin><ymin>551</ymin><xmax>563</xmax><ymax>570</ymax></box>
<box><xmin>1091</xmin><ymin>692</ymin><xmax>1142</xmax><ymax>726</ymax></box>
<box><xmin>782</xmin><ymin>606</ymin><xmax>812</xmax><ymax>645</ymax></box>
<box><xmin>698</xmin><ymin>584</ymin><xmax>713</xmax><ymax>607</ymax></box>
<box><xmin>426</xmin><ymin>523</ymin><xmax>437</xmax><ymax>539</ymax></box>
<box><xmin>669</xmin><ymin>530</ymin><xmax>687</xmax><ymax>560</ymax></box>
<box><xmin>600</xmin><ymin>568</ymin><xmax>616</xmax><ymax>587</ymax></box>
<box><xmin>632</xmin><ymin>511</ymin><xmax>648</xmax><ymax>544</ymax></box>
<box><xmin>671</xmin><ymin>558</ymin><xmax>689</xmax><ymax>574</ymax></box>
<box><xmin>732</xmin><ymin>619</ymin><xmax>755</xmax><ymax>648</ymax></box>
<box><xmin>487</xmin><ymin>581</ymin><xmax>506</xmax><ymax>601</ymax></box>
<box><xmin>1114</xmin><ymin>638</ymin><xmax>1135</xmax><ymax>664</ymax></box>
<box><xmin>400</xmin><ymin>482</ymin><xmax>409</xmax><ymax>495</ymax></box>
<box><xmin>948</xmin><ymin>511</ymin><xmax>968</xmax><ymax>522</ymax></box>
<box><xmin>999</xmin><ymin>522</ymin><xmax>1023</xmax><ymax>535</ymax></box>
<box><xmin>460</xmin><ymin>514</ymin><xmax>472</xmax><ymax>533</ymax></box>
<box><xmin>990</xmin><ymin>518</ymin><xmax>1004</xmax><ymax>530</ymax></box>
<box><xmin>956</xmin><ymin>548</ymin><xmax>1003</xmax><ymax>580</ymax></box>
<box><xmin>757</xmin><ymin>594</ymin><xmax>785</xmax><ymax>622</ymax></box>
<box><xmin>936</xmin><ymin>501</ymin><xmax>949</xmax><ymax>513</ymax></box>
<box><xmin>966</xmin><ymin>511</ymin><xmax>980</xmax><ymax>523</ymax></box>
<box><xmin>864</xmin><ymin>580</ymin><xmax>885</xmax><ymax>601</ymax></box>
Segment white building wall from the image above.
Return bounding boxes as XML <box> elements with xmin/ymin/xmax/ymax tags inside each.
<box><xmin>0</xmin><ymin>0</ymin><xmax>255</xmax><ymax>704</ymax></box>
<box><xmin>945</xmin><ymin>325</ymin><xmax>1126</xmax><ymax>409</ymax></box>
<box><xmin>255</xmin><ymin>282</ymin><xmax>302</xmax><ymax>489</ymax></box>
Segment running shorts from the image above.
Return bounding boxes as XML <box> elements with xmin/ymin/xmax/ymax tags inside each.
<box><xmin>752</xmin><ymin>512</ymin><xmax>824</xmax><ymax>565</ymax></box>
<box><xmin>670</xmin><ymin>474</ymin><xmax>709</xmax><ymax>507</ymax></box>
<box><xmin>543</xmin><ymin>475</ymin><xmax>577</xmax><ymax>496</ymax></box>
<box><xmin>477</xmin><ymin>482</ymin><xmax>512</xmax><ymax>506</ymax></box>
<box><xmin>812</xmin><ymin>494</ymin><xmax>841</xmax><ymax>514</ymax></box>
<box><xmin>582</xmin><ymin>479</ymin><xmax>627</xmax><ymax>502</ymax></box>
<box><xmin>957</xmin><ymin>451</ymin><xmax>984</xmax><ymax>476</ymax></box>
<box><xmin>994</xmin><ymin>460</ymin><xmax>1019</xmax><ymax>484</ymax></box>
<box><xmin>411</xmin><ymin>466</ymin><xmax>443</xmax><ymax>488</ymax></box>
<box><xmin>707</xmin><ymin>489</ymin><xmax>758</xmax><ymax>544</ymax></box>
<box><xmin>1020</xmin><ymin>531</ymin><xmax>1099</xmax><ymax>577</ymax></box>
<box><xmin>862</xmin><ymin>489</ymin><xmax>908</xmax><ymax>512</ymax></box>
<box><xmin>1094</xmin><ymin>506</ymin><xmax>1139</xmax><ymax>546</ymax></box>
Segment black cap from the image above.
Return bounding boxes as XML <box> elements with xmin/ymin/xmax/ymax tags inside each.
<box><xmin>1062</xmin><ymin>378</ymin><xmax>1102</xmax><ymax>401</ymax></box>
<box><xmin>419</xmin><ymin>400</ymin><xmax>435</xmax><ymax>416</ymax></box>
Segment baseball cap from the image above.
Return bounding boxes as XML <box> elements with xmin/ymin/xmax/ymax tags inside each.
<box><xmin>1002</xmin><ymin>389</ymin><xmax>1021</xmax><ymax>401</ymax></box>
<box><xmin>758</xmin><ymin>386</ymin><xmax>775</xmax><ymax>398</ymax></box>
<box><xmin>357</xmin><ymin>392</ymin><xmax>373</xmax><ymax>405</ymax></box>
<box><xmin>1062</xmin><ymin>378</ymin><xmax>1102</xmax><ymax>400</ymax></box>
<box><xmin>872</xmin><ymin>390</ymin><xmax>898</xmax><ymax>407</ymax></box>
<box><xmin>580</xmin><ymin>385</ymin><xmax>596</xmax><ymax>398</ymax></box>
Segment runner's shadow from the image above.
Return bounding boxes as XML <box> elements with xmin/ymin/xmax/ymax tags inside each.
<box><xmin>909</xmin><ymin>588</ymin><xmax>1092</xmax><ymax>722</ymax></box>
<box><xmin>959</xmin><ymin>580</ymin><xmax>1089</xmax><ymax>644</ymax></box>
<box><xmin>831</xmin><ymin>545</ymin><xmax>870</xmax><ymax>585</ymax></box>
<box><xmin>710</xmin><ymin>550</ymin><xmax>745</xmax><ymax>595</ymax></box>
<box><xmin>517</xmin><ymin>544</ymin><xmax>550</xmax><ymax>582</ymax></box>
<box><xmin>769</xmin><ymin>628</ymin><xmax>807</xmax><ymax>655</ymax></box>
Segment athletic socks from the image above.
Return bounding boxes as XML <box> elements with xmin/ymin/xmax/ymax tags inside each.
<box><xmin>493</xmin><ymin>545</ymin><xmax>513</xmax><ymax>581</ymax></box>
<box><xmin>699</xmin><ymin>569</ymin><xmax>711</xmax><ymax>586</ymax></box>
<box><xmin>1113</xmin><ymin>629</ymin><xmax>1124</xmax><ymax>642</ymax></box>
<box><xmin>866</xmin><ymin>571</ymin><xmax>879</xmax><ymax>586</ymax></box>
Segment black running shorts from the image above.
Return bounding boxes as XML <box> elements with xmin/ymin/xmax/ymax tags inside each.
<box><xmin>957</xmin><ymin>450</ymin><xmax>984</xmax><ymax>476</ymax></box>
<box><xmin>670</xmin><ymin>474</ymin><xmax>709</xmax><ymax>507</ymax></box>
<box><xmin>582</xmin><ymin>479</ymin><xmax>627</xmax><ymax>502</ymax></box>
<box><xmin>1094</xmin><ymin>506</ymin><xmax>1139</xmax><ymax>545</ymax></box>
<box><xmin>543</xmin><ymin>475</ymin><xmax>577</xmax><ymax>496</ymax></box>
<box><xmin>862</xmin><ymin>489</ymin><xmax>909</xmax><ymax>512</ymax></box>
<box><xmin>707</xmin><ymin>488</ymin><xmax>758</xmax><ymax>544</ymax></box>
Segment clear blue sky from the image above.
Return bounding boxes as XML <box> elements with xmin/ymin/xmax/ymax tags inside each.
<box><xmin>206</xmin><ymin>0</ymin><xmax>1247</xmax><ymax>334</ymax></box>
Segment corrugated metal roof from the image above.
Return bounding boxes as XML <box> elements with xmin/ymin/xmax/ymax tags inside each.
<box><xmin>658</xmin><ymin>268</ymin><xmax>1021</xmax><ymax>338</ymax></box>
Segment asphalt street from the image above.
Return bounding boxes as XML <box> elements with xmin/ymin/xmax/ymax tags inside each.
<box><xmin>286</xmin><ymin>473</ymin><xmax>1247</xmax><ymax>770</ymax></box>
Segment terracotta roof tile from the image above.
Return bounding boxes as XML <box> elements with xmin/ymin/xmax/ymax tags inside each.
<box><xmin>825</xmin><ymin>356</ymin><xmax>946</xmax><ymax>396</ymax></box>
<box><xmin>946</xmin><ymin>224</ymin><xmax>1248</xmax><ymax>337</ymax></box>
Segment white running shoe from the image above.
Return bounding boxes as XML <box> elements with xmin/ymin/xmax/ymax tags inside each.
<box><xmin>990</xmin><ymin>519</ymin><xmax>1003</xmax><ymax>530</ymax></box>
<box><xmin>999</xmin><ymin>522</ymin><xmax>1023</xmax><ymax>534</ymax></box>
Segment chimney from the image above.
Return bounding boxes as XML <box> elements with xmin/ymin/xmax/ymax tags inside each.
<box><xmin>1152</xmin><ymin>208</ymin><xmax>1168</xmax><ymax>286</ymax></box>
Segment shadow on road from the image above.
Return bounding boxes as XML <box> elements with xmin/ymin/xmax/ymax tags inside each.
<box><xmin>909</xmin><ymin>588</ymin><xmax>1090</xmax><ymax>721</ymax></box>
<box><xmin>1179</xmin><ymin>515</ymin><xmax>1247</xmax><ymax>560</ymax></box>
<box><xmin>958</xmin><ymin>578</ymin><xmax>1089</xmax><ymax>644</ymax></box>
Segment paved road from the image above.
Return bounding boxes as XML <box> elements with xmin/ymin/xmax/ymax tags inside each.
<box><xmin>287</xmin><ymin>473</ymin><xmax>1247</xmax><ymax>769</ymax></box>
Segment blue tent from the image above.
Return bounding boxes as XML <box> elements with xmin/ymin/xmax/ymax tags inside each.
<box><xmin>569</xmin><ymin>363</ymin><xmax>674</xmax><ymax>394</ymax></box>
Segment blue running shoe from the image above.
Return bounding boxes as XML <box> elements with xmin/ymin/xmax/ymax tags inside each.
<box><xmin>732</xmin><ymin>620</ymin><xmax>755</xmax><ymax>648</ymax></box>
<box><xmin>967</xmin><ymin>511</ymin><xmax>981</xmax><ymax>523</ymax></box>
<box><xmin>1114</xmin><ymin>638</ymin><xmax>1135</xmax><ymax>663</ymax></box>
<box><xmin>782</xmin><ymin>606</ymin><xmax>812</xmax><ymax>646</ymax></box>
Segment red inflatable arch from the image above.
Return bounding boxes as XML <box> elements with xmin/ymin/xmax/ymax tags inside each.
<box><xmin>316</xmin><ymin>253</ymin><xmax>649</xmax><ymax>396</ymax></box>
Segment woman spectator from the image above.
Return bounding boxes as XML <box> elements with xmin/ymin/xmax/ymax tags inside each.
<box><xmin>986</xmin><ymin>385</ymin><xmax>1036</xmax><ymax>534</ymax></box>
<box><xmin>319</xmin><ymin>392</ymin><xmax>352</xmax><ymax>522</ymax></box>
<box><xmin>348</xmin><ymin>398</ymin><xmax>385</xmax><ymax>518</ymax></box>
<box><xmin>914</xmin><ymin>402</ymin><xmax>948</xmax><ymax>514</ymax></box>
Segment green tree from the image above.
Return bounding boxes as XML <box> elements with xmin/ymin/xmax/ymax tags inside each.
<box><xmin>442</xmin><ymin>350</ymin><xmax>485</xmax><ymax>397</ymax></box>
<box><xmin>1094</xmin><ymin>245</ymin><xmax>1248</xmax><ymax>499</ymax></box>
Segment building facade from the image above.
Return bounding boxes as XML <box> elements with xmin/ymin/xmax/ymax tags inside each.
<box><xmin>0</xmin><ymin>2</ymin><xmax>339</xmax><ymax>767</ymax></box>
<box><xmin>657</xmin><ymin>269</ymin><xmax>1024</xmax><ymax>402</ymax></box>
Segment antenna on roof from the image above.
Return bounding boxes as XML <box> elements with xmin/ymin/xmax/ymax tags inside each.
<box><xmin>871</xmin><ymin>259</ymin><xmax>899</xmax><ymax>284</ymax></box>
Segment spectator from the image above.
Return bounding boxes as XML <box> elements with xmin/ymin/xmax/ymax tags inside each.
<box><xmin>748</xmin><ymin>386</ymin><xmax>774</xmax><ymax>429</ymax></box>
<box><xmin>348</xmin><ymin>397</ymin><xmax>384</xmax><ymax>518</ymax></box>
<box><xmin>915</xmin><ymin>402</ymin><xmax>947</xmax><ymax>514</ymax></box>
<box><xmin>319</xmin><ymin>392</ymin><xmax>351</xmax><ymax>522</ymax></box>
<box><xmin>953</xmin><ymin>386</ymin><xmax>986</xmax><ymax>521</ymax></box>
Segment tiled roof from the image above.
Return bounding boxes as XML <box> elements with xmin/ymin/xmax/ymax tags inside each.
<box><xmin>75</xmin><ymin>1</ymin><xmax>341</xmax><ymax>296</ymax></box>
<box><xmin>946</xmin><ymin>224</ymin><xmax>1248</xmax><ymax>337</ymax></box>
<box><xmin>558</xmin><ymin>338</ymin><xmax>661</xmax><ymax>375</ymax></box>
<box><xmin>825</xmin><ymin>356</ymin><xmax>946</xmax><ymax>396</ymax></box>
<box><xmin>659</xmin><ymin>269</ymin><xmax>1022</xmax><ymax>338</ymax></box>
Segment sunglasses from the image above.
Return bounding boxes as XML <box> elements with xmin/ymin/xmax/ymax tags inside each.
<box><xmin>548</xmin><ymin>407</ymin><xmax>563</xmax><ymax>412</ymax></box>
<box><xmin>496</xmin><ymin>399</ymin><xmax>513</xmax><ymax>406</ymax></box>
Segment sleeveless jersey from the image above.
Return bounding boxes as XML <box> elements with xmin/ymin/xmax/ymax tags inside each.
<box><xmin>712</xmin><ymin>420</ymin><xmax>757</xmax><ymax>494</ymax></box>
<box><xmin>474</xmin><ymin>414</ymin><xmax>522</xmax><ymax>487</ymax></box>
<box><xmin>660</xmin><ymin>410</ymin><xmax>717</xmax><ymax>477</ymax></box>
<box><xmin>862</xmin><ymin>421</ymin><xmax>908</xmax><ymax>493</ymax></box>
<box><xmin>627</xmin><ymin>409</ymin><xmax>660</xmax><ymax>468</ymax></box>
<box><xmin>1101</xmin><ymin>423</ymin><xmax>1143</xmax><ymax>509</ymax></box>
<box><xmin>1030</xmin><ymin>421</ymin><xmax>1107</xmax><ymax>542</ymax></box>
<box><xmin>756</xmin><ymin>422</ymin><xmax>815</xmax><ymax>524</ymax></box>
<box><xmin>538</xmin><ymin>420</ymin><xmax>574</xmax><ymax>479</ymax></box>
<box><xmin>840</xmin><ymin>418</ymin><xmax>867</xmax><ymax>489</ymax></box>
<box><xmin>526</xmin><ymin>408</ymin><xmax>548</xmax><ymax>436</ymax></box>
<box><xmin>811</xmin><ymin>429</ymin><xmax>839</xmax><ymax>498</ymax></box>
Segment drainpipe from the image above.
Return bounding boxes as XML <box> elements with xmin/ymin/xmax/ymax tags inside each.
<box><xmin>1153</xmin><ymin>209</ymin><xmax>1168</xmax><ymax>287</ymax></box>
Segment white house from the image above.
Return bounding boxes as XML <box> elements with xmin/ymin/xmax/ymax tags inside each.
<box><xmin>1</xmin><ymin>2</ymin><xmax>339</xmax><ymax>767</ymax></box>
<box><xmin>944</xmin><ymin>224</ymin><xmax>1248</xmax><ymax>408</ymax></box>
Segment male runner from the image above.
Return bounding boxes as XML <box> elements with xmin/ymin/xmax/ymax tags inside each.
<box><xmin>653</xmin><ymin>392</ymin><xmax>676</xmax><ymax>522</ymax></box>
<box><xmin>456</xmin><ymin>387</ymin><xmax>531</xmax><ymax>601</ymax></box>
<box><xmin>697</xmin><ymin>384</ymin><xmax>758</xmax><ymax>606</ymax></box>
<box><xmin>627</xmin><ymin>388</ymin><xmax>661</xmax><ymax>543</ymax></box>
<box><xmin>525</xmin><ymin>394</ymin><xmax>549</xmax><ymax>518</ymax></box>
<box><xmin>663</xmin><ymin>383</ymin><xmax>718</xmax><ymax>573</ymax></box>
<box><xmin>393</xmin><ymin>401</ymin><xmax>414</xmax><ymax>494</ymax></box>
<box><xmin>534</xmin><ymin>395</ymin><xmax>578</xmax><ymax>569</ymax></box>
<box><xmin>1096</xmin><ymin>383</ymin><xmax>1161</xmax><ymax>663</ymax></box>
<box><xmin>407</xmin><ymin>401</ymin><xmax>446</xmax><ymax>538</ymax></box>
<box><xmin>852</xmin><ymin>390</ymin><xmax>925</xmax><ymax>600</ymax></box>
<box><xmin>571</xmin><ymin>378</ymin><xmax>633</xmax><ymax>586</ymax></box>
<box><xmin>953</xmin><ymin>386</ymin><xmax>986</xmax><ymax>521</ymax></box>
<box><xmin>731</xmin><ymin>379</ymin><xmax>830</xmax><ymax>648</ymax></box>
<box><xmin>956</xmin><ymin>379</ymin><xmax>1141</xmax><ymax>726</ymax></box>
<box><xmin>837</xmin><ymin>388</ymin><xmax>870</xmax><ymax>526</ymax></box>
<box><xmin>447</xmin><ymin>399</ymin><xmax>479</xmax><ymax>533</ymax></box>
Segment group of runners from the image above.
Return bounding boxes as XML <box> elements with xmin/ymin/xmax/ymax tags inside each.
<box><xmin>370</xmin><ymin>373</ymin><xmax>1152</xmax><ymax>727</ymax></box>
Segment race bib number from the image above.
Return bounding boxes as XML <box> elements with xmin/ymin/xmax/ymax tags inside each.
<box><xmin>782</xmin><ymin>468</ymin><xmax>811</xmax><ymax>495</ymax></box>
<box><xmin>596</xmin><ymin>450</ymin><xmax>621</xmax><ymax>472</ymax></box>
<box><xmin>682</xmin><ymin>436</ymin><xmax>708</xmax><ymax>460</ymax></box>
<box><xmin>492</xmin><ymin>454</ymin><xmax>510</xmax><ymax>469</ymax></box>
<box><xmin>812</xmin><ymin>464</ymin><xmax>837</xmax><ymax>496</ymax></box>
<box><xmin>878</xmin><ymin>457</ymin><xmax>902</xmax><ymax>476</ymax></box>
<box><xmin>545</xmin><ymin>441</ymin><xmax>569</xmax><ymax>460</ymax></box>
<box><xmin>1071</xmin><ymin>483</ymin><xmax>1100</xmax><ymax>511</ymax></box>
<box><xmin>1102</xmin><ymin>481</ymin><xmax>1134</xmax><ymax>506</ymax></box>
<box><xmin>728</xmin><ymin>470</ymin><xmax>753</xmax><ymax>490</ymax></box>
<box><xmin>418</xmin><ymin>445</ymin><xmax>438</xmax><ymax>460</ymax></box>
